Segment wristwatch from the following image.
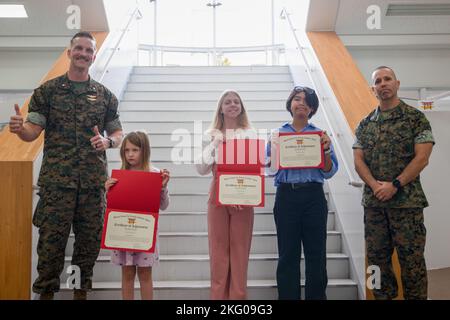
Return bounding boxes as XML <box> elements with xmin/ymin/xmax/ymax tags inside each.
<box><xmin>392</xmin><ymin>178</ymin><xmax>402</xmax><ymax>189</ymax></box>
<box><xmin>106</xmin><ymin>137</ymin><xmax>114</xmax><ymax>148</ymax></box>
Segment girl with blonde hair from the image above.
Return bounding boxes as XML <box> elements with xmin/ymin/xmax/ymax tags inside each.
<box><xmin>196</xmin><ymin>90</ymin><xmax>256</xmax><ymax>299</ymax></box>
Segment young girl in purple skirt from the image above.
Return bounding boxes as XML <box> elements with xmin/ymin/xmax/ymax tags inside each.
<box><xmin>105</xmin><ymin>131</ymin><xmax>170</xmax><ymax>300</ymax></box>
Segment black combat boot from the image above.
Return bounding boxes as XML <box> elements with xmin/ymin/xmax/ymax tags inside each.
<box><xmin>39</xmin><ymin>292</ymin><xmax>54</xmax><ymax>300</ymax></box>
<box><xmin>73</xmin><ymin>289</ymin><xmax>87</xmax><ymax>300</ymax></box>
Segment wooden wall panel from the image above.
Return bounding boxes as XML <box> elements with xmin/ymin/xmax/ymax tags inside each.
<box><xmin>307</xmin><ymin>31</ymin><xmax>377</xmax><ymax>132</ymax></box>
<box><xmin>0</xmin><ymin>162</ymin><xmax>33</xmax><ymax>299</ymax></box>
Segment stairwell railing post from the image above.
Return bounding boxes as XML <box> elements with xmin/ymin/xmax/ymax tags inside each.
<box><xmin>206</xmin><ymin>0</ymin><xmax>222</xmax><ymax>66</ymax></box>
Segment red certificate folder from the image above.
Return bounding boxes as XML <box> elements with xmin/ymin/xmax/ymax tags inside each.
<box><xmin>277</xmin><ymin>131</ymin><xmax>325</xmax><ymax>169</ymax></box>
<box><xmin>216</xmin><ymin>139</ymin><xmax>265</xmax><ymax>207</ymax></box>
<box><xmin>101</xmin><ymin>169</ymin><xmax>162</xmax><ymax>253</ymax></box>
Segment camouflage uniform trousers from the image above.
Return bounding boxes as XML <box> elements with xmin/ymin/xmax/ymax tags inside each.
<box><xmin>32</xmin><ymin>185</ymin><xmax>105</xmax><ymax>294</ymax></box>
<box><xmin>364</xmin><ymin>207</ymin><xmax>427</xmax><ymax>300</ymax></box>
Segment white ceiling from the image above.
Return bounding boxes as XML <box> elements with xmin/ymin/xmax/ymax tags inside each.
<box><xmin>307</xmin><ymin>0</ymin><xmax>450</xmax><ymax>34</ymax></box>
<box><xmin>0</xmin><ymin>0</ymin><xmax>109</xmax><ymax>49</ymax></box>
<box><xmin>307</xmin><ymin>0</ymin><xmax>450</xmax><ymax>47</ymax></box>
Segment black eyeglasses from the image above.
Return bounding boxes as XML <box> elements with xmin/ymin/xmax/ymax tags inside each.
<box><xmin>294</xmin><ymin>86</ymin><xmax>315</xmax><ymax>95</ymax></box>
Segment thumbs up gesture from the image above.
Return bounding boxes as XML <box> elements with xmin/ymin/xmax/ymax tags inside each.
<box><xmin>9</xmin><ymin>104</ymin><xmax>24</xmax><ymax>134</ymax></box>
<box><xmin>90</xmin><ymin>125</ymin><xmax>108</xmax><ymax>151</ymax></box>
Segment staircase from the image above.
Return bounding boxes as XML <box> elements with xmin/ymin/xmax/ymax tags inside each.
<box><xmin>59</xmin><ymin>65</ymin><xmax>358</xmax><ymax>299</ymax></box>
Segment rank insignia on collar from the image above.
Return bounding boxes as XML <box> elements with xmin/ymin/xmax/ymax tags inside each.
<box><xmin>86</xmin><ymin>94</ymin><xmax>97</xmax><ymax>102</ymax></box>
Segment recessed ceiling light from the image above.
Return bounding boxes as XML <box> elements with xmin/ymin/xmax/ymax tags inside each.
<box><xmin>0</xmin><ymin>5</ymin><xmax>28</xmax><ymax>18</ymax></box>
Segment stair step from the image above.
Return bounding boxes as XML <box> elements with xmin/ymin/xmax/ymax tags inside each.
<box><xmin>95</xmin><ymin>192</ymin><xmax>329</xmax><ymax>213</ymax></box>
<box><xmin>132</xmin><ymin>66</ymin><xmax>291</xmax><ymax>75</ymax></box>
<box><xmin>108</xmin><ymin>161</ymin><xmax>200</xmax><ymax>177</ymax></box>
<box><xmin>61</xmin><ymin>253</ymin><xmax>349</xmax><ymax>283</ymax></box>
<box><xmin>65</xmin><ymin>230</ymin><xmax>341</xmax><ymax>257</ymax></box>
<box><xmin>160</xmin><ymin>193</ymin><xmax>329</xmax><ymax>212</ymax></box>
<box><xmin>123</xmin><ymin>91</ymin><xmax>290</xmax><ymax>101</ymax></box>
<box><xmin>103</xmin><ymin>171</ymin><xmax>278</xmax><ymax>193</ymax></box>
<box><xmin>156</xmin><ymin>211</ymin><xmax>335</xmax><ymax>233</ymax></box>
<box><xmin>106</xmin><ymin>133</ymin><xmax>206</xmax><ymax>148</ymax></box>
<box><xmin>127</xmin><ymin>82</ymin><xmax>293</xmax><ymax>91</ymax></box>
<box><xmin>129</xmin><ymin>74</ymin><xmax>292</xmax><ymax>83</ymax></box>
<box><xmin>107</xmin><ymin>145</ymin><xmax>272</xmax><ymax>162</ymax></box>
<box><xmin>69</xmin><ymin>211</ymin><xmax>334</xmax><ymax>242</ymax></box>
<box><xmin>119</xmin><ymin>110</ymin><xmax>292</xmax><ymax>122</ymax></box>
<box><xmin>163</xmin><ymin>193</ymin><xmax>276</xmax><ymax>212</ymax></box>
<box><xmin>155</xmin><ymin>230</ymin><xmax>338</xmax><ymax>237</ymax></box>
<box><xmin>118</xmin><ymin>120</ymin><xmax>285</xmax><ymax>133</ymax></box>
<box><xmin>55</xmin><ymin>279</ymin><xmax>357</xmax><ymax>300</ymax></box>
<box><xmin>119</xmin><ymin>100</ymin><xmax>287</xmax><ymax>110</ymax></box>
<box><xmin>160</xmin><ymin>231</ymin><xmax>340</xmax><ymax>255</ymax></box>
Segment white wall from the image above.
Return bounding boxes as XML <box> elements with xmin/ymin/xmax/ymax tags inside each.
<box><xmin>348</xmin><ymin>48</ymin><xmax>450</xmax><ymax>91</ymax></box>
<box><xmin>349</xmin><ymin>47</ymin><xmax>450</xmax><ymax>270</ymax></box>
<box><xmin>0</xmin><ymin>92</ymin><xmax>31</xmax><ymax>128</ymax></box>
<box><xmin>103</xmin><ymin>0</ymin><xmax>141</xmax><ymax>29</ymax></box>
<box><xmin>0</xmin><ymin>50</ymin><xmax>63</xmax><ymax>91</ymax></box>
<box><xmin>0</xmin><ymin>49</ymin><xmax>62</xmax><ymax>127</ymax></box>
<box><xmin>422</xmin><ymin>111</ymin><xmax>450</xmax><ymax>270</ymax></box>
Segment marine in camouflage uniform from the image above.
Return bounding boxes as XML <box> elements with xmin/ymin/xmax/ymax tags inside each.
<box><xmin>28</xmin><ymin>71</ymin><xmax>122</xmax><ymax>295</ymax></box>
<box><xmin>7</xmin><ymin>32</ymin><xmax>122</xmax><ymax>299</ymax></box>
<box><xmin>353</xmin><ymin>99</ymin><xmax>434</xmax><ymax>300</ymax></box>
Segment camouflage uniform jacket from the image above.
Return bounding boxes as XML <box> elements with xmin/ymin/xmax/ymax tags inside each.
<box><xmin>27</xmin><ymin>73</ymin><xmax>122</xmax><ymax>189</ymax></box>
<box><xmin>353</xmin><ymin>100</ymin><xmax>434</xmax><ymax>208</ymax></box>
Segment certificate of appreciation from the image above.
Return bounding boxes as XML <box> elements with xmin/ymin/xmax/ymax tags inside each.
<box><xmin>103</xmin><ymin>210</ymin><xmax>156</xmax><ymax>251</ymax></box>
<box><xmin>215</xmin><ymin>138</ymin><xmax>265</xmax><ymax>207</ymax></box>
<box><xmin>217</xmin><ymin>173</ymin><xmax>264</xmax><ymax>207</ymax></box>
<box><xmin>278</xmin><ymin>132</ymin><xmax>324</xmax><ymax>169</ymax></box>
<box><xmin>101</xmin><ymin>170</ymin><xmax>162</xmax><ymax>253</ymax></box>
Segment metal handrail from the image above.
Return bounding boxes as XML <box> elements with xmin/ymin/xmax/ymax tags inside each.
<box><xmin>97</xmin><ymin>7</ymin><xmax>141</xmax><ymax>82</ymax></box>
<box><xmin>139</xmin><ymin>43</ymin><xmax>285</xmax><ymax>66</ymax></box>
<box><xmin>139</xmin><ymin>43</ymin><xmax>285</xmax><ymax>53</ymax></box>
<box><xmin>281</xmin><ymin>8</ymin><xmax>363</xmax><ymax>188</ymax></box>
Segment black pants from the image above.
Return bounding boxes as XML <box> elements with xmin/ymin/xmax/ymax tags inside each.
<box><xmin>273</xmin><ymin>182</ymin><xmax>328</xmax><ymax>300</ymax></box>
